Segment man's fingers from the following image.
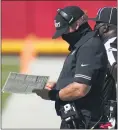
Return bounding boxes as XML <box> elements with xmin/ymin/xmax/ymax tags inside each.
<box><xmin>45</xmin><ymin>86</ymin><xmax>51</xmax><ymax>90</ymax></box>
<box><xmin>46</xmin><ymin>82</ymin><xmax>56</xmax><ymax>88</ymax></box>
<box><xmin>46</xmin><ymin>83</ymin><xmax>52</xmax><ymax>88</ymax></box>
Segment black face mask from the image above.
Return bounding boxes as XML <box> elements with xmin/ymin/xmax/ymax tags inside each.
<box><xmin>62</xmin><ymin>29</ymin><xmax>82</xmax><ymax>47</ymax></box>
<box><xmin>62</xmin><ymin>23</ymin><xmax>91</xmax><ymax>50</ymax></box>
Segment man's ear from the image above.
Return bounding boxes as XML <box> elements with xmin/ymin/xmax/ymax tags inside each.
<box><xmin>74</xmin><ymin>21</ymin><xmax>80</xmax><ymax>30</ymax></box>
<box><xmin>71</xmin><ymin>22</ymin><xmax>79</xmax><ymax>31</ymax></box>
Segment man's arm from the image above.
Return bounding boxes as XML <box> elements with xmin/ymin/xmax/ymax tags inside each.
<box><xmin>59</xmin><ymin>82</ymin><xmax>91</xmax><ymax>101</ymax></box>
<box><xmin>34</xmin><ymin>39</ymin><xmax>106</xmax><ymax>102</ymax></box>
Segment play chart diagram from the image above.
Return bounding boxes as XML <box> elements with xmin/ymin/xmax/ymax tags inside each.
<box><xmin>2</xmin><ymin>72</ymin><xmax>49</xmax><ymax>94</ymax></box>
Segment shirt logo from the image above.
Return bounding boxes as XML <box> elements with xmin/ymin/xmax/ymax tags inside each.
<box><xmin>81</xmin><ymin>64</ymin><xmax>89</xmax><ymax>67</ymax></box>
<box><xmin>54</xmin><ymin>20</ymin><xmax>60</xmax><ymax>28</ymax></box>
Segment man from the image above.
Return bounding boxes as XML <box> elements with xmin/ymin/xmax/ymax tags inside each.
<box><xmin>89</xmin><ymin>7</ymin><xmax>117</xmax><ymax>82</ymax></box>
<box><xmin>88</xmin><ymin>7</ymin><xmax>117</xmax><ymax>129</ymax></box>
<box><xmin>33</xmin><ymin>6</ymin><xmax>108</xmax><ymax>129</ymax></box>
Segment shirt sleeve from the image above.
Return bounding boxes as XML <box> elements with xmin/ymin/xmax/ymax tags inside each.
<box><xmin>74</xmin><ymin>42</ymin><xmax>105</xmax><ymax>86</ymax></box>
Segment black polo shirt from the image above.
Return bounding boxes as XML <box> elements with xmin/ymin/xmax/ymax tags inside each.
<box><xmin>55</xmin><ymin>31</ymin><xmax>108</xmax><ymax>119</ymax></box>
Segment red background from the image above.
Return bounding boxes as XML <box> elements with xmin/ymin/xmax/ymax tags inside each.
<box><xmin>2</xmin><ymin>1</ymin><xmax>117</xmax><ymax>39</ymax></box>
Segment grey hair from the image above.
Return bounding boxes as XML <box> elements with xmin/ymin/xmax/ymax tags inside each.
<box><xmin>76</xmin><ymin>14</ymin><xmax>88</xmax><ymax>26</ymax></box>
<box><xmin>70</xmin><ymin>14</ymin><xmax>88</xmax><ymax>29</ymax></box>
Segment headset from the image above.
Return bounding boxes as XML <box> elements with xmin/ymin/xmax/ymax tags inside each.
<box><xmin>57</xmin><ymin>8</ymin><xmax>74</xmax><ymax>25</ymax></box>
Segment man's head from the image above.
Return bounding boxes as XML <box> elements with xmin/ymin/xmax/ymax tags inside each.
<box><xmin>52</xmin><ymin>6</ymin><xmax>89</xmax><ymax>39</ymax></box>
<box><xmin>89</xmin><ymin>7</ymin><xmax>117</xmax><ymax>39</ymax></box>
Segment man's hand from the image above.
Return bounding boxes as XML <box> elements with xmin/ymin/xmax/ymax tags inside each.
<box><xmin>45</xmin><ymin>82</ymin><xmax>56</xmax><ymax>90</ymax></box>
<box><xmin>32</xmin><ymin>88</ymin><xmax>50</xmax><ymax>100</ymax></box>
<box><xmin>32</xmin><ymin>82</ymin><xmax>56</xmax><ymax>100</ymax></box>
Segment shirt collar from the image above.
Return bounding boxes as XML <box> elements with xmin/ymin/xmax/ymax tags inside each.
<box><xmin>74</xmin><ymin>31</ymin><xmax>95</xmax><ymax>49</ymax></box>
